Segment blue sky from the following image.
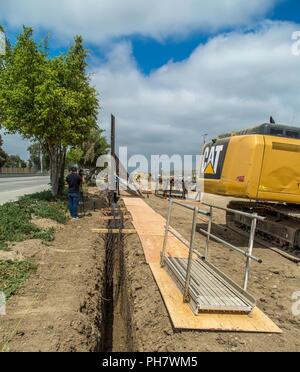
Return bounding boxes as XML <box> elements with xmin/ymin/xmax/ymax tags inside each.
<box><xmin>271</xmin><ymin>0</ymin><xmax>300</xmax><ymax>23</ymax></box>
<box><xmin>133</xmin><ymin>0</ymin><xmax>300</xmax><ymax>75</ymax></box>
<box><xmin>1</xmin><ymin>0</ymin><xmax>300</xmax><ymax>159</ymax></box>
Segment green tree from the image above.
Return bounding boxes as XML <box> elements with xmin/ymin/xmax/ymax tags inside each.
<box><xmin>81</xmin><ymin>127</ymin><xmax>109</xmax><ymax>168</ymax></box>
<box><xmin>4</xmin><ymin>154</ymin><xmax>27</xmax><ymax>168</ymax></box>
<box><xmin>27</xmin><ymin>143</ymin><xmax>50</xmax><ymax>171</ymax></box>
<box><xmin>0</xmin><ymin>27</ymin><xmax>10</xmax><ymax>169</ymax></box>
<box><xmin>0</xmin><ymin>27</ymin><xmax>99</xmax><ymax>196</ymax></box>
<box><xmin>66</xmin><ymin>128</ymin><xmax>109</xmax><ymax>168</ymax></box>
<box><xmin>66</xmin><ymin>147</ymin><xmax>84</xmax><ymax>166</ymax></box>
<box><xmin>0</xmin><ymin>134</ymin><xmax>8</xmax><ymax>168</ymax></box>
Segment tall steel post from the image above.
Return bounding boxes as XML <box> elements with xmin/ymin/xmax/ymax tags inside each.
<box><xmin>111</xmin><ymin>114</ymin><xmax>118</xmax><ymax>202</ymax></box>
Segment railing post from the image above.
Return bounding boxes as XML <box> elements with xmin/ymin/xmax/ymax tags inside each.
<box><xmin>243</xmin><ymin>214</ymin><xmax>258</xmax><ymax>291</ymax></box>
<box><xmin>204</xmin><ymin>206</ymin><xmax>213</xmax><ymax>261</ymax></box>
<box><xmin>160</xmin><ymin>199</ymin><xmax>173</xmax><ymax>267</ymax></box>
<box><xmin>183</xmin><ymin>207</ymin><xmax>198</xmax><ymax>303</ymax></box>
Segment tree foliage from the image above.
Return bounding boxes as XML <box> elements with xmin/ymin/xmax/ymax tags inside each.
<box><xmin>82</xmin><ymin>127</ymin><xmax>110</xmax><ymax>168</ymax></box>
<box><xmin>27</xmin><ymin>143</ymin><xmax>50</xmax><ymax>171</ymax></box>
<box><xmin>0</xmin><ymin>134</ymin><xmax>8</xmax><ymax>168</ymax></box>
<box><xmin>4</xmin><ymin>154</ymin><xmax>27</xmax><ymax>168</ymax></box>
<box><xmin>0</xmin><ymin>27</ymin><xmax>99</xmax><ymax>196</ymax></box>
<box><xmin>67</xmin><ymin>127</ymin><xmax>109</xmax><ymax>168</ymax></box>
<box><xmin>66</xmin><ymin>147</ymin><xmax>84</xmax><ymax>166</ymax></box>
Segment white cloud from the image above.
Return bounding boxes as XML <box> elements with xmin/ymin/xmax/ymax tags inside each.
<box><xmin>91</xmin><ymin>22</ymin><xmax>300</xmax><ymax>157</ymax></box>
<box><xmin>0</xmin><ymin>0</ymin><xmax>276</xmax><ymax>42</ymax></box>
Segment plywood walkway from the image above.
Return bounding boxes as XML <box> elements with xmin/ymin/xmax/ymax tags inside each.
<box><xmin>123</xmin><ymin>197</ymin><xmax>282</xmax><ymax>333</ymax></box>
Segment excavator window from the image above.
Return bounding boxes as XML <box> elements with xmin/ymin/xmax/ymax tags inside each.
<box><xmin>286</xmin><ymin>131</ymin><xmax>299</xmax><ymax>139</ymax></box>
<box><xmin>270</xmin><ymin>128</ymin><xmax>284</xmax><ymax>136</ymax></box>
<box><xmin>218</xmin><ymin>123</ymin><xmax>300</xmax><ymax>140</ymax></box>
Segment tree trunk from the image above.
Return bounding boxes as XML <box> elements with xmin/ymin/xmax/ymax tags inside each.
<box><xmin>48</xmin><ymin>144</ymin><xmax>66</xmax><ymax>198</ymax></box>
<box><xmin>58</xmin><ymin>148</ymin><xmax>67</xmax><ymax>196</ymax></box>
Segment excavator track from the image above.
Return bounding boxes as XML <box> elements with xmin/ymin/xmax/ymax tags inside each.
<box><xmin>226</xmin><ymin>201</ymin><xmax>300</xmax><ymax>263</ymax></box>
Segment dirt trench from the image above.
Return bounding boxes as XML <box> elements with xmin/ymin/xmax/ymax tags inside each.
<box><xmin>101</xmin><ymin>194</ymin><xmax>300</xmax><ymax>352</ymax></box>
<box><xmin>99</xmin><ymin>202</ymin><xmax>137</xmax><ymax>352</ymax></box>
<box><xmin>0</xmin><ymin>194</ymin><xmax>140</xmax><ymax>352</ymax></box>
<box><xmin>2</xmin><ymin>192</ymin><xmax>299</xmax><ymax>352</ymax></box>
<box><xmin>0</xmin><ymin>191</ymin><xmax>138</xmax><ymax>352</ymax></box>
<box><xmin>87</xmin><ymin>194</ymin><xmax>300</xmax><ymax>352</ymax></box>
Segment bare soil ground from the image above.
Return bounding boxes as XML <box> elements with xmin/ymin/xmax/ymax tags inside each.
<box><xmin>1</xmin><ymin>191</ymin><xmax>299</xmax><ymax>352</ymax></box>
<box><xmin>0</xmin><ymin>194</ymin><xmax>107</xmax><ymax>352</ymax></box>
<box><xmin>121</xmin><ymin>194</ymin><xmax>300</xmax><ymax>352</ymax></box>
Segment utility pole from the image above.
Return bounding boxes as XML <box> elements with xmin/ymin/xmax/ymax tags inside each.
<box><xmin>111</xmin><ymin>114</ymin><xmax>115</xmax><ymax>160</ymax></box>
<box><xmin>111</xmin><ymin>114</ymin><xmax>119</xmax><ymax>201</ymax></box>
<box><xmin>40</xmin><ymin>143</ymin><xmax>43</xmax><ymax>175</ymax></box>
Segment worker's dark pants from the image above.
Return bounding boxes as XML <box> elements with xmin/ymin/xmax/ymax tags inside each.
<box><xmin>68</xmin><ymin>192</ymin><xmax>80</xmax><ymax>218</ymax></box>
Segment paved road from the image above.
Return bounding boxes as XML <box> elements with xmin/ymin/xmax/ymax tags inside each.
<box><xmin>0</xmin><ymin>176</ymin><xmax>50</xmax><ymax>205</ymax></box>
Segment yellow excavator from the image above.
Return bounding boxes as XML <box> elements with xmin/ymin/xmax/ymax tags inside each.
<box><xmin>200</xmin><ymin>122</ymin><xmax>300</xmax><ymax>260</ymax></box>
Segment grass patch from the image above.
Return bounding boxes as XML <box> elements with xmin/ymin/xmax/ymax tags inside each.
<box><xmin>20</xmin><ymin>190</ymin><xmax>67</xmax><ymax>203</ymax></box>
<box><xmin>0</xmin><ymin>190</ymin><xmax>67</xmax><ymax>250</ymax></box>
<box><xmin>0</xmin><ymin>260</ymin><xmax>37</xmax><ymax>299</ymax></box>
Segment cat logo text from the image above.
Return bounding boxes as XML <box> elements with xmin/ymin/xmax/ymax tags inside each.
<box><xmin>201</xmin><ymin>139</ymin><xmax>229</xmax><ymax>180</ymax></box>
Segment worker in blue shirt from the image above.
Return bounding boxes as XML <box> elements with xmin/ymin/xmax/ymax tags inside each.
<box><xmin>66</xmin><ymin>167</ymin><xmax>82</xmax><ymax>220</ymax></box>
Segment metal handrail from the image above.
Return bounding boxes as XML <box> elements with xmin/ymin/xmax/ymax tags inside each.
<box><xmin>198</xmin><ymin>228</ymin><xmax>262</xmax><ymax>263</ymax></box>
<box><xmin>172</xmin><ymin>200</ymin><xmax>211</xmax><ymax>217</ymax></box>
<box><xmin>202</xmin><ymin>202</ymin><xmax>266</xmax><ymax>221</ymax></box>
<box><xmin>166</xmin><ymin>225</ymin><xmax>204</xmax><ymax>260</ymax></box>
<box><xmin>173</xmin><ymin>199</ymin><xmax>266</xmax><ymax>221</ymax></box>
<box><xmin>161</xmin><ymin>198</ymin><xmax>263</xmax><ymax>303</ymax></box>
